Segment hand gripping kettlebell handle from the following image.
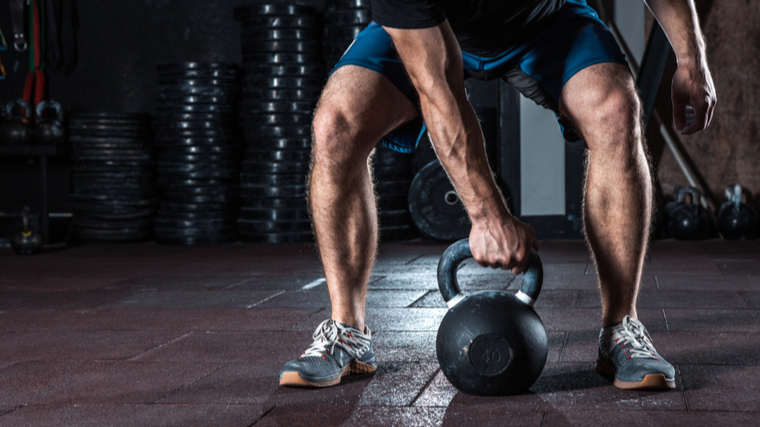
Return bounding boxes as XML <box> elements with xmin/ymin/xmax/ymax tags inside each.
<box><xmin>437</xmin><ymin>239</ymin><xmax>544</xmax><ymax>307</ymax></box>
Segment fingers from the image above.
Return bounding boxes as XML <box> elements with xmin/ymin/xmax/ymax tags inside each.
<box><xmin>672</xmin><ymin>92</ymin><xmax>687</xmax><ymax>132</ymax></box>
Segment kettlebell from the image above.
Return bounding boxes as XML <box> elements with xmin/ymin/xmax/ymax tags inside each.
<box><xmin>11</xmin><ymin>207</ymin><xmax>43</xmax><ymax>255</ymax></box>
<box><xmin>436</xmin><ymin>239</ymin><xmax>547</xmax><ymax>396</ymax></box>
<box><xmin>35</xmin><ymin>100</ymin><xmax>67</xmax><ymax>145</ymax></box>
<box><xmin>665</xmin><ymin>185</ymin><xmax>711</xmax><ymax>240</ymax></box>
<box><xmin>1</xmin><ymin>99</ymin><xmax>33</xmax><ymax>145</ymax></box>
<box><xmin>717</xmin><ymin>185</ymin><xmax>759</xmax><ymax>240</ymax></box>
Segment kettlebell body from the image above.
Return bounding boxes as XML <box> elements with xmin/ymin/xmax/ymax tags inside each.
<box><xmin>11</xmin><ymin>207</ymin><xmax>43</xmax><ymax>255</ymax></box>
<box><xmin>667</xmin><ymin>186</ymin><xmax>711</xmax><ymax>240</ymax></box>
<box><xmin>717</xmin><ymin>185</ymin><xmax>759</xmax><ymax>240</ymax></box>
<box><xmin>1</xmin><ymin>99</ymin><xmax>33</xmax><ymax>145</ymax></box>
<box><xmin>436</xmin><ymin>239</ymin><xmax>547</xmax><ymax>396</ymax></box>
<box><xmin>34</xmin><ymin>100</ymin><xmax>66</xmax><ymax>145</ymax></box>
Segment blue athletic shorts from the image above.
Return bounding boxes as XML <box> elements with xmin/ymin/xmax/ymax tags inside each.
<box><xmin>331</xmin><ymin>0</ymin><xmax>628</xmax><ymax>152</ymax></box>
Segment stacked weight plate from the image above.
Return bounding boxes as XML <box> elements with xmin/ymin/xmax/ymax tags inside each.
<box><xmin>408</xmin><ymin>160</ymin><xmax>471</xmax><ymax>241</ymax></box>
<box><xmin>373</xmin><ymin>146</ymin><xmax>418</xmax><ymax>241</ymax></box>
<box><xmin>153</xmin><ymin>62</ymin><xmax>243</xmax><ymax>245</ymax></box>
<box><xmin>235</xmin><ymin>3</ymin><xmax>324</xmax><ymax>244</ymax></box>
<box><xmin>68</xmin><ymin>113</ymin><xmax>157</xmax><ymax>242</ymax></box>
<box><xmin>323</xmin><ymin>0</ymin><xmax>372</xmax><ymax>72</ymax></box>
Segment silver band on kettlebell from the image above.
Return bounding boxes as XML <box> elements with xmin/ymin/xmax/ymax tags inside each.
<box><xmin>515</xmin><ymin>291</ymin><xmax>535</xmax><ymax>307</ymax></box>
<box><xmin>447</xmin><ymin>293</ymin><xmax>468</xmax><ymax>308</ymax></box>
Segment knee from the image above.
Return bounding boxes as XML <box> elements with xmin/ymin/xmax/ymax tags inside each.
<box><xmin>312</xmin><ymin>103</ymin><xmax>357</xmax><ymax>168</ymax></box>
<box><xmin>584</xmin><ymin>86</ymin><xmax>642</xmax><ymax>161</ymax></box>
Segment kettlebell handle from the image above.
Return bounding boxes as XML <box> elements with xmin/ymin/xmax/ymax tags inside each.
<box><xmin>677</xmin><ymin>186</ymin><xmax>702</xmax><ymax>205</ymax></box>
<box><xmin>437</xmin><ymin>239</ymin><xmax>544</xmax><ymax>308</ymax></box>
<box><xmin>726</xmin><ymin>184</ymin><xmax>743</xmax><ymax>210</ymax></box>
<box><xmin>36</xmin><ymin>100</ymin><xmax>64</xmax><ymax>122</ymax></box>
<box><xmin>5</xmin><ymin>99</ymin><xmax>32</xmax><ymax>121</ymax></box>
<box><xmin>21</xmin><ymin>206</ymin><xmax>31</xmax><ymax>233</ymax></box>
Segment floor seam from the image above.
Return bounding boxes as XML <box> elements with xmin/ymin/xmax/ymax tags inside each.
<box><xmin>409</xmin><ymin>367</ymin><xmax>441</xmax><ymax>407</ymax></box>
<box><xmin>246</xmin><ymin>290</ymin><xmax>286</xmax><ymax>308</ymax></box>
<box><xmin>249</xmin><ymin>404</ymin><xmax>277</xmax><ymax>426</ymax></box>
<box><xmin>539</xmin><ymin>409</ymin><xmax>547</xmax><ymax>427</ymax></box>
<box><xmin>407</xmin><ymin>290</ymin><xmax>435</xmax><ymax>308</ymax></box>
<box><xmin>0</xmin><ymin>404</ymin><xmax>25</xmax><ymax>418</ymax></box>
<box><xmin>405</xmin><ymin>254</ymin><xmax>425</xmax><ymax>265</ymax></box>
<box><xmin>558</xmin><ymin>332</ymin><xmax>570</xmax><ymax>363</ymax></box>
<box><xmin>737</xmin><ymin>291</ymin><xmax>752</xmax><ymax>309</ymax></box>
<box><xmin>154</xmin><ymin>362</ymin><xmax>227</xmax><ymax>404</ymax></box>
<box><xmin>126</xmin><ymin>331</ymin><xmax>193</xmax><ymax>361</ymax></box>
<box><xmin>662</xmin><ymin>309</ymin><xmax>670</xmax><ymax>332</ymax></box>
<box><xmin>677</xmin><ymin>364</ymin><xmax>688</xmax><ymax>410</ymax></box>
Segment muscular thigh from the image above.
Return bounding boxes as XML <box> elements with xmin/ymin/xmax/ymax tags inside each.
<box><xmin>315</xmin><ymin>65</ymin><xmax>419</xmax><ymax>153</ymax></box>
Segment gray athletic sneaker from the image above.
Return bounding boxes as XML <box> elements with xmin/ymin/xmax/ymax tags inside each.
<box><xmin>279</xmin><ymin>319</ymin><xmax>377</xmax><ymax>387</ymax></box>
<box><xmin>596</xmin><ymin>315</ymin><xmax>676</xmax><ymax>390</ymax></box>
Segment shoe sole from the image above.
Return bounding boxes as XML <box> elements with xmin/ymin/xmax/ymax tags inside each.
<box><xmin>279</xmin><ymin>360</ymin><xmax>377</xmax><ymax>388</ymax></box>
<box><xmin>595</xmin><ymin>360</ymin><xmax>676</xmax><ymax>390</ymax></box>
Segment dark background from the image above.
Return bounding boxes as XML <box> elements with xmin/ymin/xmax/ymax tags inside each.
<box><xmin>0</xmin><ymin>0</ymin><xmax>325</xmax><ymax>215</ymax></box>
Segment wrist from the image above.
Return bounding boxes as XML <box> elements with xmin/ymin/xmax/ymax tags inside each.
<box><xmin>468</xmin><ymin>196</ymin><xmax>512</xmax><ymax>226</ymax></box>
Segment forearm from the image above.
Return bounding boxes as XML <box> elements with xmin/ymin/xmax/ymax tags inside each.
<box><xmin>644</xmin><ymin>0</ymin><xmax>706</xmax><ymax>66</ymax></box>
<box><xmin>384</xmin><ymin>23</ymin><xmax>509</xmax><ymax>222</ymax></box>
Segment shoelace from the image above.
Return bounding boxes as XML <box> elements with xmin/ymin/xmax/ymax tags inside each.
<box><xmin>300</xmin><ymin>319</ymin><xmax>370</xmax><ymax>359</ymax></box>
<box><xmin>603</xmin><ymin>316</ymin><xmax>659</xmax><ymax>360</ymax></box>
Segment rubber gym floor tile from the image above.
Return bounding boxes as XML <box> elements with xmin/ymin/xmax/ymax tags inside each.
<box><xmin>643</xmin><ymin>261</ymin><xmax>723</xmax><ymax>276</ymax></box>
<box><xmin>534</xmin><ymin>308</ymin><xmax>667</xmax><ymax>332</ymax></box>
<box><xmin>654</xmin><ymin>274</ymin><xmax>760</xmax><ymax>291</ymax></box>
<box><xmin>0</xmin><ymin>361</ymin><xmax>220</xmax><ymax>406</ymax></box>
<box><xmin>577</xmin><ymin>290</ymin><xmax>750</xmax><ymax>309</ymax></box>
<box><xmin>651</xmin><ymin>331</ymin><xmax>760</xmax><ymax>365</ymax></box>
<box><xmin>369</xmin><ymin>274</ymin><xmax>441</xmax><ymax>291</ymax></box>
<box><xmin>256</xmin><ymin>290</ymin><xmax>428</xmax><ymax>309</ymax></box>
<box><xmin>442</xmin><ymin>362</ymin><xmax>685</xmax><ymax>413</ymax></box>
<box><xmin>102</xmin><ymin>276</ymin><xmax>251</xmax><ymax>291</ymax></box>
<box><xmin>0</xmin><ymin>274</ymin><xmax>128</xmax><ymax>292</ymax></box>
<box><xmin>130</xmin><ymin>331</ymin><xmax>307</xmax><ymax>364</ymax></box>
<box><xmin>739</xmin><ymin>291</ymin><xmax>760</xmax><ymax>308</ymax></box>
<box><xmin>372</xmin><ymin>332</ymin><xmax>437</xmax><ymax>363</ymax></box>
<box><xmin>101</xmin><ymin>289</ymin><xmax>284</xmax><ymax>309</ymax></box>
<box><xmin>254</xmin><ymin>405</ymin><xmax>354</xmax><ymax>427</ymax></box>
<box><xmin>541</xmin><ymin>409</ymin><xmax>760</xmax><ymax>427</ymax></box>
<box><xmin>0</xmin><ymin>403</ymin><xmax>270</xmax><ymax>427</ymax></box>
<box><xmin>440</xmin><ymin>407</ymin><xmax>544</xmax><ymax>427</ymax></box>
<box><xmin>158</xmin><ymin>362</ymin><xmax>279</xmax><ymax>405</ymax></box>
<box><xmin>224</xmin><ymin>274</ymin><xmax>327</xmax><ymax>291</ymax></box>
<box><xmin>268</xmin><ymin>374</ymin><xmax>374</xmax><ymax>407</ymax></box>
<box><xmin>558</xmin><ymin>329</ymin><xmax>678</xmax><ymax>364</ymax></box>
<box><xmin>0</xmin><ymin>330</ymin><xmax>185</xmax><ymax>363</ymax></box>
<box><xmin>291</xmin><ymin>308</ymin><xmax>447</xmax><ymax>332</ymax></box>
<box><xmin>343</xmin><ymin>406</ymin><xmax>445</xmax><ymax>427</ymax></box>
<box><xmin>0</xmin><ymin>307</ymin><xmax>319</xmax><ymax>332</ymax></box>
<box><xmin>680</xmin><ymin>364</ymin><xmax>760</xmax><ymax>412</ymax></box>
<box><xmin>534</xmin><ymin>274</ymin><xmax>600</xmax><ymax>290</ymax></box>
<box><xmin>663</xmin><ymin>309</ymin><xmax>760</xmax><ymax>333</ymax></box>
<box><xmin>356</xmin><ymin>361</ymin><xmax>439</xmax><ymax>406</ymax></box>
<box><xmin>413</xmin><ymin>370</ymin><xmax>457</xmax><ymax>407</ymax></box>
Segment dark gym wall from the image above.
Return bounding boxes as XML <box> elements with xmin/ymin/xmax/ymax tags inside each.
<box><xmin>0</xmin><ymin>0</ymin><xmax>323</xmax><ymax>214</ymax></box>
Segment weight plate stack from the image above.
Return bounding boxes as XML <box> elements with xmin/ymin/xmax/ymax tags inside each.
<box><xmin>234</xmin><ymin>3</ymin><xmax>324</xmax><ymax>244</ymax></box>
<box><xmin>323</xmin><ymin>0</ymin><xmax>372</xmax><ymax>73</ymax></box>
<box><xmin>68</xmin><ymin>112</ymin><xmax>157</xmax><ymax>242</ymax></box>
<box><xmin>408</xmin><ymin>160</ymin><xmax>471</xmax><ymax>241</ymax></box>
<box><xmin>372</xmin><ymin>145</ymin><xmax>418</xmax><ymax>242</ymax></box>
<box><xmin>153</xmin><ymin>62</ymin><xmax>243</xmax><ymax>245</ymax></box>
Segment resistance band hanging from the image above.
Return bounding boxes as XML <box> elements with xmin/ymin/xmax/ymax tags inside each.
<box><xmin>22</xmin><ymin>0</ymin><xmax>46</xmax><ymax>120</ymax></box>
<box><xmin>0</xmin><ymin>24</ymin><xmax>7</xmax><ymax>79</ymax></box>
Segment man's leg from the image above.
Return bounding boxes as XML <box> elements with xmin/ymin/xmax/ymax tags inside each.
<box><xmin>310</xmin><ymin>65</ymin><xmax>419</xmax><ymax>332</ymax></box>
<box><xmin>559</xmin><ymin>62</ymin><xmax>650</xmax><ymax>327</ymax></box>
<box><xmin>279</xmin><ymin>65</ymin><xmax>418</xmax><ymax>387</ymax></box>
<box><xmin>559</xmin><ymin>62</ymin><xmax>674</xmax><ymax>390</ymax></box>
